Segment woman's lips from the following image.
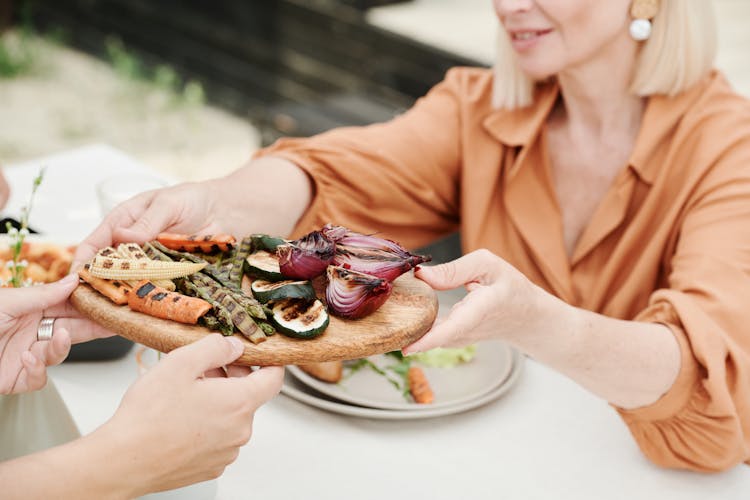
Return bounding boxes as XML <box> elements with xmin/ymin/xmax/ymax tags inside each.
<box><xmin>508</xmin><ymin>29</ymin><xmax>553</xmax><ymax>51</ymax></box>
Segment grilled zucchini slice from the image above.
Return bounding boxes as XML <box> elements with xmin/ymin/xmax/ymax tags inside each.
<box><xmin>269</xmin><ymin>299</ymin><xmax>329</xmax><ymax>339</ymax></box>
<box><xmin>244</xmin><ymin>250</ymin><xmax>284</xmax><ymax>281</ymax></box>
<box><xmin>250</xmin><ymin>279</ymin><xmax>317</xmax><ymax>303</ymax></box>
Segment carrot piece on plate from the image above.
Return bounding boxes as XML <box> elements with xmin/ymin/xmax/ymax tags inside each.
<box><xmin>407</xmin><ymin>366</ymin><xmax>434</xmax><ymax>404</ymax></box>
<box><xmin>127</xmin><ymin>280</ymin><xmax>212</xmax><ymax>324</ymax></box>
<box><xmin>79</xmin><ymin>267</ymin><xmax>131</xmax><ymax>305</ymax></box>
<box><xmin>156</xmin><ymin>233</ymin><xmax>236</xmax><ymax>253</ymax></box>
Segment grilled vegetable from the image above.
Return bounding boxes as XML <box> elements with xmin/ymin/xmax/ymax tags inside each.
<box><xmin>277</xmin><ymin>230</ymin><xmax>335</xmax><ymax>280</ymax></box>
<box><xmin>89</xmin><ymin>256</ymin><xmax>205</xmax><ymax>281</ymax></box>
<box><xmin>244</xmin><ymin>250</ymin><xmax>284</xmax><ymax>281</ymax></box>
<box><xmin>325</xmin><ymin>266</ymin><xmax>393</xmax><ymax>319</ymax></box>
<box><xmin>258</xmin><ymin>321</ymin><xmax>276</xmax><ymax>336</ymax></box>
<box><xmin>229</xmin><ymin>236</ymin><xmax>254</xmax><ymax>288</ymax></box>
<box><xmin>323</xmin><ymin>224</ymin><xmax>431</xmax><ymax>281</ymax></box>
<box><xmin>115</xmin><ymin>243</ymin><xmax>149</xmax><ymax>261</ymax></box>
<box><xmin>78</xmin><ymin>266</ymin><xmax>131</xmax><ymax>305</ymax></box>
<box><xmin>149</xmin><ymin>241</ymin><xmax>206</xmax><ymax>264</ymax></box>
<box><xmin>142</xmin><ymin>241</ymin><xmax>172</xmax><ymax>262</ymax></box>
<box><xmin>116</xmin><ymin>243</ymin><xmax>176</xmax><ymax>291</ymax></box>
<box><xmin>178</xmin><ymin>278</ymin><xmax>235</xmax><ymax>335</ymax></box>
<box><xmin>205</xmin><ymin>285</ymin><xmax>266</xmax><ymax>343</ymax></box>
<box><xmin>127</xmin><ymin>280</ymin><xmax>212</xmax><ymax>324</ymax></box>
<box><xmin>191</xmin><ymin>273</ymin><xmax>266</xmax><ymax>320</ymax></box>
<box><xmin>250</xmin><ymin>234</ymin><xmax>287</xmax><ymax>252</ymax></box>
<box><xmin>407</xmin><ymin>366</ymin><xmax>434</xmax><ymax>404</ymax></box>
<box><xmin>250</xmin><ymin>279</ymin><xmax>316</xmax><ymax>303</ymax></box>
<box><xmin>199</xmin><ymin>314</ymin><xmax>223</xmax><ymax>332</ymax></box>
<box><xmin>269</xmin><ymin>299</ymin><xmax>329</xmax><ymax>339</ymax></box>
<box><xmin>156</xmin><ymin>233</ymin><xmax>236</xmax><ymax>253</ymax></box>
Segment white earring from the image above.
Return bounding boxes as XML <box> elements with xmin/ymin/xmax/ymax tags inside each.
<box><xmin>629</xmin><ymin>0</ymin><xmax>659</xmax><ymax>41</ymax></box>
<box><xmin>629</xmin><ymin>18</ymin><xmax>652</xmax><ymax>41</ymax></box>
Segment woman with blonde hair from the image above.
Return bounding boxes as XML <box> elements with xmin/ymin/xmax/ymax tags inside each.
<box><xmin>82</xmin><ymin>0</ymin><xmax>750</xmax><ymax>471</ymax></box>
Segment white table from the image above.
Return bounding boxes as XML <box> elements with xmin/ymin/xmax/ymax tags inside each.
<box><xmin>5</xmin><ymin>145</ymin><xmax>749</xmax><ymax>500</ymax></box>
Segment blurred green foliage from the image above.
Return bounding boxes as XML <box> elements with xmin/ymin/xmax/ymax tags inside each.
<box><xmin>0</xmin><ymin>1</ymin><xmax>36</xmax><ymax>78</ymax></box>
<box><xmin>0</xmin><ymin>30</ymin><xmax>35</xmax><ymax>77</ymax></box>
<box><xmin>105</xmin><ymin>36</ymin><xmax>206</xmax><ymax>106</ymax></box>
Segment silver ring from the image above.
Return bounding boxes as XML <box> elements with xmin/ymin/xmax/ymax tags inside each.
<box><xmin>37</xmin><ymin>318</ymin><xmax>55</xmax><ymax>341</ymax></box>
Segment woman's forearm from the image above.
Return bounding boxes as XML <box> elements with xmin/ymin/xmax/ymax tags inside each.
<box><xmin>510</xmin><ymin>289</ymin><xmax>682</xmax><ymax>409</ymax></box>
<box><xmin>0</xmin><ymin>426</ymin><xmax>143</xmax><ymax>499</ymax></box>
<box><xmin>207</xmin><ymin>156</ymin><xmax>313</xmax><ymax>238</ymax></box>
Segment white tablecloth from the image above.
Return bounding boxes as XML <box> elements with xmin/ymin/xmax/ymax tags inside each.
<box><xmin>5</xmin><ymin>145</ymin><xmax>749</xmax><ymax>500</ymax></box>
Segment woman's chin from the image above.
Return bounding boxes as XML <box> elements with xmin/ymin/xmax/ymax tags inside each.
<box><xmin>518</xmin><ymin>64</ymin><xmax>557</xmax><ymax>82</ymax></box>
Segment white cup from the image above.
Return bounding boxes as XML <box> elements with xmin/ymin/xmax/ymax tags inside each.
<box><xmin>96</xmin><ymin>174</ymin><xmax>168</xmax><ymax>217</ymax></box>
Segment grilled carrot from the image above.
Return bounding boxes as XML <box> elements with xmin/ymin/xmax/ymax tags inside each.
<box><xmin>127</xmin><ymin>280</ymin><xmax>212</xmax><ymax>324</ymax></box>
<box><xmin>407</xmin><ymin>366</ymin><xmax>434</xmax><ymax>404</ymax></box>
<box><xmin>156</xmin><ymin>233</ymin><xmax>236</xmax><ymax>254</ymax></box>
<box><xmin>79</xmin><ymin>266</ymin><xmax>131</xmax><ymax>305</ymax></box>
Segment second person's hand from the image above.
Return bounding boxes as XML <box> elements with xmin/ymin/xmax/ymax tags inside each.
<box><xmin>94</xmin><ymin>334</ymin><xmax>284</xmax><ymax>497</ymax></box>
<box><xmin>0</xmin><ymin>273</ymin><xmax>114</xmax><ymax>395</ymax></box>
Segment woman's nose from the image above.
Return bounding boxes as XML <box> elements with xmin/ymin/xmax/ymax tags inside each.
<box><xmin>493</xmin><ymin>0</ymin><xmax>534</xmax><ymax>16</ymax></box>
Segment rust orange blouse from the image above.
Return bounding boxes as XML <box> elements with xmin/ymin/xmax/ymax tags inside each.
<box><xmin>256</xmin><ymin>67</ymin><xmax>750</xmax><ymax>472</ymax></box>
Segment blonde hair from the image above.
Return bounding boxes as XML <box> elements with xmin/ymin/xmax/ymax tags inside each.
<box><xmin>492</xmin><ymin>0</ymin><xmax>718</xmax><ymax>109</ymax></box>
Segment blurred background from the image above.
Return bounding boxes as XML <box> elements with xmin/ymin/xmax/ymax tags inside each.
<box><xmin>0</xmin><ymin>0</ymin><xmax>748</xmax><ymax>184</ymax></box>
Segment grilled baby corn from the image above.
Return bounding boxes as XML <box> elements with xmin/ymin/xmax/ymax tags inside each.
<box><xmin>89</xmin><ymin>255</ymin><xmax>205</xmax><ymax>280</ymax></box>
<box><xmin>116</xmin><ymin>243</ymin><xmax>176</xmax><ymax>291</ymax></box>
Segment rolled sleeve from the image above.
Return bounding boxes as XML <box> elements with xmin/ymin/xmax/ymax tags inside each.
<box><xmin>253</xmin><ymin>68</ymin><xmax>472</xmax><ymax>249</ymax></box>
<box><xmin>616</xmin><ymin>142</ymin><xmax>750</xmax><ymax>471</ymax></box>
<box><xmin>618</xmin><ymin>290</ymin><xmax>748</xmax><ymax>471</ymax></box>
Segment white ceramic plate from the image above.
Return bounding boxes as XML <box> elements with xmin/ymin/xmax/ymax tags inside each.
<box><xmin>288</xmin><ymin>341</ymin><xmax>514</xmax><ymax>411</ymax></box>
<box><xmin>280</xmin><ymin>348</ymin><xmax>523</xmax><ymax>420</ymax></box>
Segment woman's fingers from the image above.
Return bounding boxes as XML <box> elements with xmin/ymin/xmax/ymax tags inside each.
<box><xmin>73</xmin><ymin>194</ymin><xmax>151</xmax><ymax>268</ymax></box>
<box><xmin>225</xmin><ymin>364</ymin><xmax>253</xmax><ymax>378</ymax></box>
<box><xmin>203</xmin><ymin>367</ymin><xmax>227</xmax><ymax>378</ymax></box>
<box><xmin>241</xmin><ymin>366</ymin><xmax>285</xmax><ymax>406</ymax></box>
<box><xmin>415</xmin><ymin>249</ymin><xmax>501</xmax><ymax>290</ymax></box>
<box><xmin>74</xmin><ymin>188</ymin><xmax>170</xmax><ymax>268</ymax></box>
<box><xmin>2</xmin><ymin>273</ymin><xmax>79</xmax><ymax>317</ymax></box>
<box><xmin>112</xmin><ymin>199</ymin><xmax>179</xmax><ymax>244</ymax></box>
<box><xmin>19</xmin><ymin>351</ymin><xmax>47</xmax><ymax>392</ymax></box>
<box><xmin>53</xmin><ymin>317</ymin><xmax>114</xmax><ymax>344</ymax></box>
<box><xmin>30</xmin><ymin>327</ymin><xmax>72</xmax><ymax>367</ymax></box>
<box><xmin>163</xmin><ymin>334</ymin><xmax>245</xmax><ymax>379</ymax></box>
<box><xmin>402</xmin><ymin>288</ymin><xmax>496</xmax><ymax>354</ymax></box>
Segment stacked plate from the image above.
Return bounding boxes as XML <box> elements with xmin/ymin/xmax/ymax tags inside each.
<box><xmin>281</xmin><ymin>340</ymin><xmax>523</xmax><ymax>420</ymax></box>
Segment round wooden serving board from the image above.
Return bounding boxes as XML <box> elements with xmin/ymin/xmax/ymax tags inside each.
<box><xmin>70</xmin><ymin>273</ymin><xmax>438</xmax><ymax>366</ymax></box>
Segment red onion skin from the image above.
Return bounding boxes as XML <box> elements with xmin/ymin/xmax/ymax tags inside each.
<box><xmin>325</xmin><ymin>266</ymin><xmax>393</xmax><ymax>319</ymax></box>
<box><xmin>333</xmin><ymin>257</ymin><xmax>411</xmax><ymax>282</ymax></box>
<box><xmin>322</xmin><ymin>225</ymin><xmax>431</xmax><ymax>281</ymax></box>
<box><xmin>277</xmin><ymin>231</ymin><xmax>335</xmax><ymax>280</ymax></box>
<box><xmin>333</xmin><ymin>247</ymin><xmax>430</xmax><ymax>281</ymax></box>
<box><xmin>278</xmin><ymin>245</ymin><xmax>331</xmax><ymax>279</ymax></box>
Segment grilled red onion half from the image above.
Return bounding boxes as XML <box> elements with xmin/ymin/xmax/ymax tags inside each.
<box><xmin>322</xmin><ymin>224</ymin><xmax>431</xmax><ymax>281</ymax></box>
<box><xmin>325</xmin><ymin>266</ymin><xmax>393</xmax><ymax>319</ymax></box>
<box><xmin>277</xmin><ymin>231</ymin><xmax>335</xmax><ymax>280</ymax></box>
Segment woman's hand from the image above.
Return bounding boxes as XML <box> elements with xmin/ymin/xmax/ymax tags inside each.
<box><xmin>403</xmin><ymin>249</ymin><xmax>552</xmax><ymax>354</ymax></box>
<box><xmin>0</xmin><ymin>274</ymin><xmax>113</xmax><ymax>395</ymax></box>
<box><xmin>74</xmin><ymin>181</ymin><xmax>225</xmax><ymax>267</ymax></box>
<box><xmin>404</xmin><ymin>249</ymin><xmax>682</xmax><ymax>409</ymax></box>
<box><xmin>75</xmin><ymin>157</ymin><xmax>312</xmax><ymax>268</ymax></box>
<box><xmin>98</xmin><ymin>334</ymin><xmax>284</xmax><ymax>496</ymax></box>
